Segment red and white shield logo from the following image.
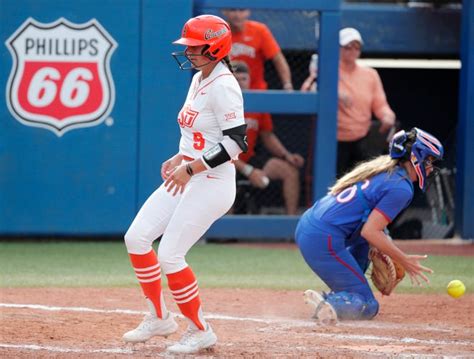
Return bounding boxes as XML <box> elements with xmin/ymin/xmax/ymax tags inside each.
<box><xmin>5</xmin><ymin>18</ymin><xmax>117</xmax><ymax>136</ymax></box>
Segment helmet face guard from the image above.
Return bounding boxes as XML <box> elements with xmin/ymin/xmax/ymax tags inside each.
<box><xmin>172</xmin><ymin>46</ymin><xmax>215</xmax><ymax>70</ymax></box>
<box><xmin>172</xmin><ymin>15</ymin><xmax>232</xmax><ymax>70</ymax></box>
<box><xmin>171</xmin><ymin>51</ymin><xmax>211</xmax><ymax>70</ymax></box>
<box><xmin>171</xmin><ymin>51</ymin><xmax>193</xmax><ymax>70</ymax></box>
<box><xmin>389</xmin><ymin>128</ymin><xmax>444</xmax><ymax>192</ymax></box>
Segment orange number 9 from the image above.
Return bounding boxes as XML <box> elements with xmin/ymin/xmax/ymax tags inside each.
<box><xmin>193</xmin><ymin>132</ymin><xmax>205</xmax><ymax>150</ymax></box>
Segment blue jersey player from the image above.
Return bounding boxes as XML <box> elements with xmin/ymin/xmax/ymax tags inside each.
<box><xmin>295</xmin><ymin>128</ymin><xmax>443</xmax><ymax>322</ymax></box>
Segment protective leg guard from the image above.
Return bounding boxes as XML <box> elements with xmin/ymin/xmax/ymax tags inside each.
<box><xmin>361</xmin><ymin>298</ymin><xmax>379</xmax><ymax>319</ymax></box>
<box><xmin>325</xmin><ymin>291</ymin><xmax>379</xmax><ymax>320</ymax></box>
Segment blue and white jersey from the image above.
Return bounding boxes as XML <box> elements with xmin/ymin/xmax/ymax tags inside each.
<box><xmin>308</xmin><ymin>167</ymin><xmax>414</xmax><ymax>237</ymax></box>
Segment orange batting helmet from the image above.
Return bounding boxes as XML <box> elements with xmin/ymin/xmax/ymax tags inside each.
<box><xmin>173</xmin><ymin>15</ymin><xmax>232</xmax><ymax>62</ymax></box>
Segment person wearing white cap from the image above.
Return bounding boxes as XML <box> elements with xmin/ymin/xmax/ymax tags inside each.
<box><xmin>339</xmin><ymin>27</ymin><xmax>364</xmax><ymax>47</ymax></box>
<box><xmin>336</xmin><ymin>27</ymin><xmax>396</xmax><ymax>178</ymax></box>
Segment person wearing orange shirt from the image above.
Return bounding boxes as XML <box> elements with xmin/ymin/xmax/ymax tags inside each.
<box><xmin>232</xmin><ymin>61</ymin><xmax>304</xmax><ymax>215</ymax></box>
<box><xmin>337</xmin><ymin>28</ymin><xmax>396</xmax><ymax>177</ymax></box>
<box><xmin>222</xmin><ymin>9</ymin><xmax>293</xmax><ymax>90</ymax></box>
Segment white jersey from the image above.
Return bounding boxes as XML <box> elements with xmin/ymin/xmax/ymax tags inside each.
<box><xmin>178</xmin><ymin>62</ymin><xmax>245</xmax><ymax>160</ymax></box>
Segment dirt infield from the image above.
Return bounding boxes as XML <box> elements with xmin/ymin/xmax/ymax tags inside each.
<box><xmin>1</xmin><ymin>287</ymin><xmax>473</xmax><ymax>358</ymax></box>
<box><xmin>1</xmin><ymin>240</ymin><xmax>473</xmax><ymax>358</ymax></box>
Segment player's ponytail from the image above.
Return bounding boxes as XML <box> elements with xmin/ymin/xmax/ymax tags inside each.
<box><xmin>329</xmin><ymin>155</ymin><xmax>399</xmax><ymax>195</ymax></box>
<box><xmin>222</xmin><ymin>56</ymin><xmax>234</xmax><ymax>73</ymax></box>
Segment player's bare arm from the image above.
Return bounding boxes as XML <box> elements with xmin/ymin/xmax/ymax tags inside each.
<box><xmin>272</xmin><ymin>52</ymin><xmax>293</xmax><ymax>90</ymax></box>
<box><xmin>379</xmin><ymin>112</ymin><xmax>396</xmax><ymax>134</ymax></box>
<box><xmin>362</xmin><ymin>209</ymin><xmax>433</xmax><ymax>285</ymax></box>
<box><xmin>260</xmin><ymin>131</ymin><xmax>304</xmax><ymax>168</ymax></box>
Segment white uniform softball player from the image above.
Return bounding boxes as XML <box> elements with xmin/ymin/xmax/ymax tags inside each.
<box><xmin>123</xmin><ymin>15</ymin><xmax>247</xmax><ymax>355</ymax></box>
<box><xmin>179</xmin><ymin>63</ymin><xmax>244</xmax><ymax>162</ymax></box>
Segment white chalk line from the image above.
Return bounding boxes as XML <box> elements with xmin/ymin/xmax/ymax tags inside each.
<box><xmin>0</xmin><ymin>343</ymin><xmax>133</xmax><ymax>355</ymax></box>
<box><xmin>1</xmin><ymin>302</ymin><xmax>473</xmax><ymax>350</ymax></box>
<box><xmin>0</xmin><ymin>303</ymin><xmax>144</xmax><ymax>315</ymax></box>
<box><xmin>306</xmin><ymin>332</ymin><xmax>473</xmax><ymax>347</ymax></box>
<box><xmin>341</xmin><ymin>320</ymin><xmax>447</xmax><ymax>331</ymax></box>
<box><xmin>0</xmin><ymin>302</ymin><xmax>458</xmax><ymax>333</ymax></box>
<box><xmin>0</xmin><ymin>302</ymin><xmax>309</xmax><ymax>325</ymax></box>
<box><xmin>0</xmin><ymin>343</ymin><xmax>469</xmax><ymax>359</ymax></box>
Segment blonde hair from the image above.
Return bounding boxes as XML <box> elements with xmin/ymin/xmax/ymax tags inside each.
<box><xmin>329</xmin><ymin>155</ymin><xmax>400</xmax><ymax>195</ymax></box>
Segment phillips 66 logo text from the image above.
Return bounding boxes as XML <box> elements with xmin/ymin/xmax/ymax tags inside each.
<box><xmin>5</xmin><ymin>18</ymin><xmax>118</xmax><ymax>136</ymax></box>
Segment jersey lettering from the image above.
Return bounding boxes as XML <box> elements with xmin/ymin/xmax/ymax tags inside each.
<box><xmin>230</xmin><ymin>43</ymin><xmax>256</xmax><ymax>58</ymax></box>
<box><xmin>178</xmin><ymin>105</ymin><xmax>199</xmax><ymax>128</ymax></box>
<box><xmin>336</xmin><ymin>180</ymin><xmax>370</xmax><ymax>203</ymax></box>
<box><xmin>224</xmin><ymin>112</ymin><xmax>236</xmax><ymax>121</ymax></box>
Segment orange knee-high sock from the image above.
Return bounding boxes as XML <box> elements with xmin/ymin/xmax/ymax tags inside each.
<box><xmin>167</xmin><ymin>266</ymin><xmax>206</xmax><ymax>330</ymax></box>
<box><xmin>129</xmin><ymin>249</ymin><xmax>165</xmax><ymax>319</ymax></box>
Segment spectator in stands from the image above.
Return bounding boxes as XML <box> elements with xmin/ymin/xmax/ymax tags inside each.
<box><xmin>300</xmin><ymin>54</ymin><xmax>318</xmax><ymax>92</ymax></box>
<box><xmin>232</xmin><ymin>61</ymin><xmax>305</xmax><ymax>215</ymax></box>
<box><xmin>222</xmin><ymin>8</ymin><xmax>294</xmax><ymax>91</ymax></box>
<box><xmin>336</xmin><ymin>27</ymin><xmax>396</xmax><ymax>177</ymax></box>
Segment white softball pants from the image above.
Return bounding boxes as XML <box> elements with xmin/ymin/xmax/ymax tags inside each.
<box><xmin>124</xmin><ymin>161</ymin><xmax>236</xmax><ymax>274</ymax></box>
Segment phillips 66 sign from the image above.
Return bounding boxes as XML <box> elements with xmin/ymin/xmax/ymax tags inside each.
<box><xmin>5</xmin><ymin>18</ymin><xmax>118</xmax><ymax>136</ymax></box>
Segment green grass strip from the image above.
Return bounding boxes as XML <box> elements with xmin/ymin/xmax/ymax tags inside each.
<box><xmin>0</xmin><ymin>241</ymin><xmax>472</xmax><ymax>294</ymax></box>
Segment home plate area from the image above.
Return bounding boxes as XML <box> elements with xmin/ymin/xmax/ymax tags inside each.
<box><xmin>1</xmin><ymin>288</ymin><xmax>473</xmax><ymax>358</ymax></box>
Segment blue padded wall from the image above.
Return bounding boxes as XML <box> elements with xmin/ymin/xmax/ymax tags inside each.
<box><xmin>0</xmin><ymin>0</ymin><xmax>140</xmax><ymax>234</ymax></box>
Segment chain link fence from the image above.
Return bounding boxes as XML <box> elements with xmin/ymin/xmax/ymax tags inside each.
<box><xmin>388</xmin><ymin>169</ymin><xmax>456</xmax><ymax>239</ymax></box>
<box><xmin>233</xmin><ymin>114</ymin><xmax>315</xmax><ymax>215</ymax></box>
<box><xmin>222</xmin><ymin>8</ymin><xmax>319</xmax><ymax>215</ymax></box>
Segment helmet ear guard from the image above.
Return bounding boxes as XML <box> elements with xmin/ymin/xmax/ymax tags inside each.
<box><xmin>389</xmin><ymin>128</ymin><xmax>416</xmax><ymax>160</ymax></box>
<box><xmin>389</xmin><ymin>130</ymin><xmax>408</xmax><ymax>159</ymax></box>
<box><xmin>389</xmin><ymin>127</ymin><xmax>444</xmax><ymax>192</ymax></box>
<box><xmin>201</xmin><ymin>44</ymin><xmax>217</xmax><ymax>61</ymax></box>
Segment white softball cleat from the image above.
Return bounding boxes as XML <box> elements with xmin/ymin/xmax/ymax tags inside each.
<box><xmin>122</xmin><ymin>313</ymin><xmax>178</xmax><ymax>343</ymax></box>
<box><xmin>166</xmin><ymin>324</ymin><xmax>217</xmax><ymax>354</ymax></box>
<box><xmin>304</xmin><ymin>289</ymin><xmax>338</xmax><ymax>325</ymax></box>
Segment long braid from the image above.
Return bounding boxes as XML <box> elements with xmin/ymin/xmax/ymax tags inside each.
<box><xmin>222</xmin><ymin>56</ymin><xmax>234</xmax><ymax>73</ymax></box>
